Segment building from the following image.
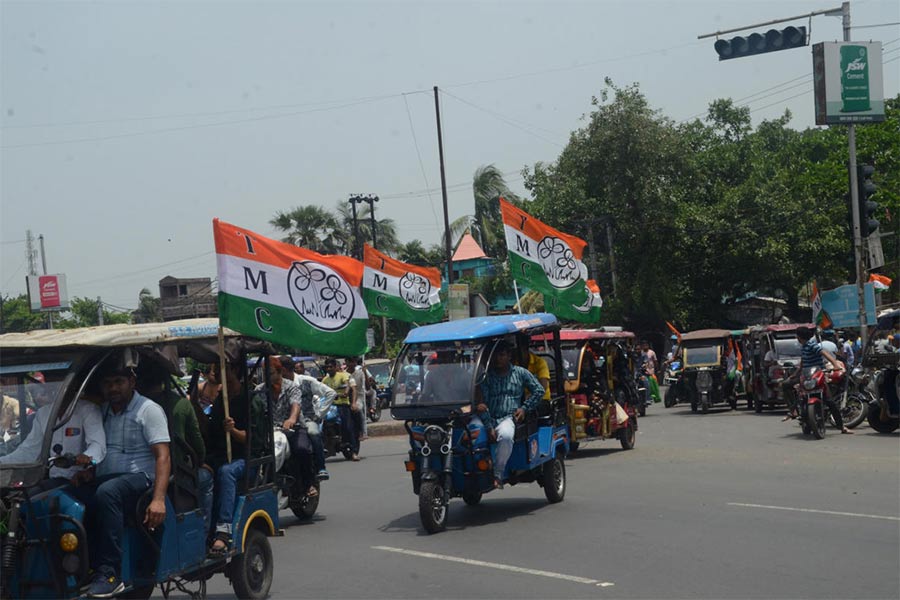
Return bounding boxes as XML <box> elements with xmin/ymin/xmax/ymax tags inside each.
<box><xmin>158</xmin><ymin>276</ymin><xmax>217</xmax><ymax>321</ymax></box>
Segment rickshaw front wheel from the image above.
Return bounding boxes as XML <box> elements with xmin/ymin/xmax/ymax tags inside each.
<box><xmin>418</xmin><ymin>481</ymin><xmax>448</xmax><ymax>533</ymax></box>
<box><xmin>462</xmin><ymin>490</ymin><xmax>482</xmax><ymax>506</ymax></box>
<box><xmin>231</xmin><ymin>528</ymin><xmax>274</xmax><ymax>600</ymax></box>
<box><xmin>619</xmin><ymin>421</ymin><xmax>636</xmax><ymax>450</ymax></box>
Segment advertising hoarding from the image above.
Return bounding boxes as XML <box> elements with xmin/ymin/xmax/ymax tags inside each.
<box><xmin>26</xmin><ymin>273</ymin><xmax>70</xmax><ymax>312</ymax></box>
<box><xmin>813</xmin><ymin>42</ymin><xmax>885</xmax><ymax>125</ymax></box>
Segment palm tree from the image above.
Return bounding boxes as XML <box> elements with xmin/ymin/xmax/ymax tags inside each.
<box><xmin>449</xmin><ymin>165</ymin><xmax>521</xmax><ymax>259</ymax></box>
<box><xmin>270</xmin><ymin>205</ymin><xmax>343</xmax><ymax>254</ymax></box>
<box><xmin>334</xmin><ymin>201</ymin><xmax>400</xmax><ymax>257</ymax></box>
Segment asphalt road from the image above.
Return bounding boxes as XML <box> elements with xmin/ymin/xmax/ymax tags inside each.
<box><xmin>202</xmin><ymin>401</ymin><xmax>899</xmax><ymax>599</ymax></box>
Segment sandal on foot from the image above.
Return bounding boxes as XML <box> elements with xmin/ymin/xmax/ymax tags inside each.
<box><xmin>208</xmin><ymin>533</ymin><xmax>230</xmax><ymax>558</ymax></box>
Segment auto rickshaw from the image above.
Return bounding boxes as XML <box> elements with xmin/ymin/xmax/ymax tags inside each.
<box><xmin>862</xmin><ymin>309</ymin><xmax>900</xmax><ymax>433</ymax></box>
<box><xmin>531</xmin><ymin>328</ymin><xmax>638</xmax><ymax>452</ymax></box>
<box><xmin>674</xmin><ymin>329</ymin><xmax>736</xmax><ymax>413</ymax></box>
<box><xmin>391</xmin><ymin>313</ymin><xmax>570</xmax><ymax>534</ymax></box>
<box><xmin>747</xmin><ymin>324</ymin><xmax>812</xmax><ymax>413</ymax></box>
<box><xmin>0</xmin><ymin>319</ymin><xmax>281</xmax><ymax>600</ymax></box>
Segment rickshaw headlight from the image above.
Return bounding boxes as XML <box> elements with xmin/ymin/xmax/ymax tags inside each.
<box><xmin>59</xmin><ymin>532</ymin><xmax>78</xmax><ymax>553</ymax></box>
<box><xmin>424</xmin><ymin>425</ymin><xmax>447</xmax><ymax>450</ymax></box>
<box><xmin>697</xmin><ymin>371</ymin><xmax>713</xmax><ymax>391</ymax></box>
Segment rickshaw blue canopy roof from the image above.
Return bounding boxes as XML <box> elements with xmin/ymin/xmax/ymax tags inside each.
<box><xmin>404</xmin><ymin>313</ymin><xmax>559</xmax><ymax>344</ymax></box>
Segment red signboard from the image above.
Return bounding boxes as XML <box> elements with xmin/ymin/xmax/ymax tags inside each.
<box><xmin>39</xmin><ymin>275</ymin><xmax>61</xmax><ymax>308</ymax></box>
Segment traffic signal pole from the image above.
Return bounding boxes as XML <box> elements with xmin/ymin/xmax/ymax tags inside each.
<box><xmin>842</xmin><ymin>2</ymin><xmax>869</xmax><ymax>349</ymax></box>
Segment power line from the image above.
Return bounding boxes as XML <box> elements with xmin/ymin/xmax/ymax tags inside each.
<box><xmin>402</xmin><ymin>93</ymin><xmax>441</xmax><ymax>233</ymax></box>
<box><xmin>67</xmin><ymin>251</ymin><xmax>215</xmax><ymax>290</ymax></box>
<box><xmin>0</xmin><ymin>239</ymin><xmax>27</xmax><ymax>246</ymax></box>
<box><xmin>439</xmin><ymin>89</ymin><xmax>566</xmax><ymax>148</ymax></box>
<box><xmin>1</xmin><ymin>95</ymin><xmax>404</xmax><ymax>149</ymax></box>
<box><xmin>0</xmin><ymin>91</ymin><xmax>430</xmax><ymax>131</ymax></box>
<box><xmin>2</xmin><ymin>258</ymin><xmax>27</xmax><ymax>291</ymax></box>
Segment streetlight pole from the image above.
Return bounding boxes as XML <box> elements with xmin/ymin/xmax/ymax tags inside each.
<box><xmin>348</xmin><ymin>195</ymin><xmax>362</xmax><ymax>260</ymax></box>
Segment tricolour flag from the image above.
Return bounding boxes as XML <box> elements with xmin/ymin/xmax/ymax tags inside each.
<box><xmin>362</xmin><ymin>244</ymin><xmax>443</xmax><ymax>324</ymax></box>
<box><xmin>811</xmin><ymin>281</ymin><xmax>832</xmax><ymax>329</ymax></box>
<box><xmin>213</xmin><ymin>219</ymin><xmax>369</xmax><ymax>356</ymax></box>
<box><xmin>869</xmin><ymin>273</ymin><xmax>892</xmax><ymax>291</ymax></box>
<box><xmin>499</xmin><ymin>197</ymin><xmax>588</xmax><ymax>305</ymax></box>
<box><xmin>543</xmin><ymin>279</ymin><xmax>602</xmax><ymax>323</ymax></box>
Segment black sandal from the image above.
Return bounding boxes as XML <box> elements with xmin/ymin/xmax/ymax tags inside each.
<box><xmin>208</xmin><ymin>532</ymin><xmax>230</xmax><ymax>558</ymax></box>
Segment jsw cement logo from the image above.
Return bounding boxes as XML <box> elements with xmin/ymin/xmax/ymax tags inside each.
<box><xmin>845</xmin><ymin>58</ymin><xmax>866</xmax><ymax>73</ymax></box>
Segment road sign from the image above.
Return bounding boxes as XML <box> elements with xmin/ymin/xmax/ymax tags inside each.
<box><xmin>820</xmin><ymin>283</ymin><xmax>877</xmax><ymax>328</ymax></box>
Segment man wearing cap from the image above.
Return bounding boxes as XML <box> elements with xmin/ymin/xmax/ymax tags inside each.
<box><xmin>473</xmin><ymin>341</ymin><xmax>543</xmax><ymax>488</ymax></box>
<box><xmin>76</xmin><ymin>357</ymin><xmax>170</xmax><ymax>598</ymax></box>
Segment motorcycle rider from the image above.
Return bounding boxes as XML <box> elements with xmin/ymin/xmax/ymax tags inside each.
<box><xmin>266</xmin><ymin>357</ymin><xmax>317</xmax><ymax>498</ymax></box>
<box><xmin>279</xmin><ymin>356</ymin><xmax>335</xmax><ymax>481</ymax></box>
<box><xmin>788</xmin><ymin>327</ymin><xmax>853</xmax><ymax>434</ymax></box>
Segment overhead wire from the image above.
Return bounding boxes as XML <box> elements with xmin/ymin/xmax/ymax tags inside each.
<box><xmin>67</xmin><ymin>251</ymin><xmax>215</xmax><ymax>290</ymax></box>
<box><xmin>402</xmin><ymin>93</ymin><xmax>442</xmax><ymax>233</ymax></box>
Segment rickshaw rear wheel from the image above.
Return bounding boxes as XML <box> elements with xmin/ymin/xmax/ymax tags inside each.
<box><xmin>867</xmin><ymin>407</ymin><xmax>900</xmax><ymax>433</ymax></box>
<box><xmin>231</xmin><ymin>528</ymin><xmax>273</xmax><ymax>600</ymax></box>
<box><xmin>542</xmin><ymin>457</ymin><xmax>566</xmax><ymax>503</ymax></box>
<box><xmin>418</xmin><ymin>481</ymin><xmax>448</xmax><ymax>533</ymax></box>
<box><xmin>619</xmin><ymin>421</ymin><xmax>636</xmax><ymax>450</ymax></box>
<box><xmin>462</xmin><ymin>491</ymin><xmax>482</xmax><ymax>506</ymax></box>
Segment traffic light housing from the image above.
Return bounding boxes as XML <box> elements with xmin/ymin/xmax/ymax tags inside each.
<box><xmin>714</xmin><ymin>26</ymin><xmax>807</xmax><ymax>61</ymax></box>
<box><xmin>857</xmin><ymin>164</ymin><xmax>879</xmax><ymax>237</ymax></box>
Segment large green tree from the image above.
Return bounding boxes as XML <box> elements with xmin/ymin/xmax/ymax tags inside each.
<box><xmin>0</xmin><ymin>294</ymin><xmax>48</xmax><ymax>333</ymax></box>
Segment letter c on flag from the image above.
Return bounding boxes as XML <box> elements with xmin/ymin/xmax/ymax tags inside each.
<box><xmin>375</xmin><ymin>294</ymin><xmax>387</xmax><ymax>311</ymax></box>
<box><xmin>255</xmin><ymin>307</ymin><xmax>273</xmax><ymax>333</ymax></box>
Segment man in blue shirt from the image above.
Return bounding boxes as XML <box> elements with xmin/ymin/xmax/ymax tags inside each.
<box><xmin>73</xmin><ymin>355</ymin><xmax>171</xmax><ymax>598</ymax></box>
<box><xmin>474</xmin><ymin>340</ymin><xmax>543</xmax><ymax>487</ymax></box>
<box><xmin>794</xmin><ymin>327</ymin><xmax>852</xmax><ymax>434</ymax></box>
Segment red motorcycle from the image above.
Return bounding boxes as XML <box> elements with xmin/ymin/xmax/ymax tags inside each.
<box><xmin>797</xmin><ymin>366</ymin><xmax>844</xmax><ymax>439</ymax></box>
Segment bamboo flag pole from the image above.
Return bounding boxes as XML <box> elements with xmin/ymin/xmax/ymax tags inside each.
<box><xmin>217</xmin><ymin>325</ymin><xmax>232</xmax><ymax>463</ymax></box>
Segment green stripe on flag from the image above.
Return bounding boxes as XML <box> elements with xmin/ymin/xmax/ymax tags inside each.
<box><xmin>218</xmin><ymin>293</ymin><xmax>369</xmax><ymax>356</ymax></box>
<box><xmin>361</xmin><ymin>288</ymin><xmax>444</xmax><ymax>323</ymax></box>
<box><xmin>509</xmin><ymin>253</ymin><xmax>588</xmax><ymax>305</ymax></box>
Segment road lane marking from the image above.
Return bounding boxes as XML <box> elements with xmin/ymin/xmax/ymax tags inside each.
<box><xmin>728</xmin><ymin>502</ymin><xmax>900</xmax><ymax>521</ymax></box>
<box><xmin>372</xmin><ymin>545</ymin><xmax>614</xmax><ymax>587</ymax></box>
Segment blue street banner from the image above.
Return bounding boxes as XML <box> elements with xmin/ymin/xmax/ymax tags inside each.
<box><xmin>819</xmin><ymin>283</ymin><xmax>877</xmax><ymax>328</ymax></box>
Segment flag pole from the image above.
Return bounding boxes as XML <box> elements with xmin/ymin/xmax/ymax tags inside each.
<box><xmin>513</xmin><ymin>280</ymin><xmax>522</xmax><ymax>314</ymax></box>
<box><xmin>217</xmin><ymin>325</ymin><xmax>233</xmax><ymax>463</ymax></box>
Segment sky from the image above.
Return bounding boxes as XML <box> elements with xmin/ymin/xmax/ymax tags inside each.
<box><xmin>1</xmin><ymin>0</ymin><xmax>898</xmax><ymax>310</ymax></box>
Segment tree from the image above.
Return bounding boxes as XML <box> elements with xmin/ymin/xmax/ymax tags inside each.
<box><xmin>56</xmin><ymin>297</ymin><xmax>130</xmax><ymax>328</ymax></box>
<box><xmin>132</xmin><ymin>288</ymin><xmax>162</xmax><ymax>323</ymax></box>
<box><xmin>334</xmin><ymin>201</ymin><xmax>400</xmax><ymax>257</ymax></box>
<box><xmin>397</xmin><ymin>240</ymin><xmax>444</xmax><ymax>268</ymax></box>
<box><xmin>450</xmin><ymin>165</ymin><xmax>521</xmax><ymax>259</ymax></box>
<box><xmin>0</xmin><ymin>294</ymin><xmax>48</xmax><ymax>333</ymax></box>
<box><xmin>270</xmin><ymin>205</ymin><xmax>344</xmax><ymax>254</ymax></box>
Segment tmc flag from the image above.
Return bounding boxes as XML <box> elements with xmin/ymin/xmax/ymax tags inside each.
<box><xmin>500</xmin><ymin>197</ymin><xmax>588</xmax><ymax>305</ymax></box>
<box><xmin>213</xmin><ymin>218</ymin><xmax>369</xmax><ymax>356</ymax></box>
<box><xmin>362</xmin><ymin>244</ymin><xmax>444</xmax><ymax>324</ymax></box>
<box><xmin>544</xmin><ymin>279</ymin><xmax>603</xmax><ymax>324</ymax></box>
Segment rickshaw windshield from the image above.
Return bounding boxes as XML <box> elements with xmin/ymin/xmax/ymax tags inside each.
<box><xmin>0</xmin><ymin>360</ymin><xmax>76</xmax><ymax>464</ymax></box>
<box><xmin>774</xmin><ymin>338</ymin><xmax>803</xmax><ymax>359</ymax></box>
<box><xmin>367</xmin><ymin>362</ymin><xmax>391</xmax><ymax>387</ymax></box>
<box><xmin>391</xmin><ymin>342</ymin><xmax>480</xmax><ymax>409</ymax></box>
<box><xmin>683</xmin><ymin>344</ymin><xmax>721</xmax><ymax>367</ymax></box>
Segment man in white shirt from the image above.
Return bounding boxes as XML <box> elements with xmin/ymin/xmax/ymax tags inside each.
<box><xmin>345</xmin><ymin>356</ymin><xmax>367</xmax><ymax>441</ymax></box>
<box><xmin>0</xmin><ymin>395</ymin><xmax>106</xmax><ymax>482</ymax></box>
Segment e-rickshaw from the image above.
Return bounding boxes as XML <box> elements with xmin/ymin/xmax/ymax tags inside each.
<box><xmin>391</xmin><ymin>314</ymin><xmax>570</xmax><ymax>534</ymax></box>
<box><xmin>531</xmin><ymin>328</ymin><xmax>638</xmax><ymax>452</ymax></box>
<box><xmin>673</xmin><ymin>329</ymin><xmax>736</xmax><ymax>413</ymax></box>
<box><xmin>0</xmin><ymin>319</ymin><xmax>281</xmax><ymax>599</ymax></box>
<box><xmin>747</xmin><ymin>324</ymin><xmax>812</xmax><ymax>413</ymax></box>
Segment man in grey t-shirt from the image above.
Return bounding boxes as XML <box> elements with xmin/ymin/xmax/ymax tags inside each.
<box><xmin>73</xmin><ymin>358</ymin><xmax>171</xmax><ymax>598</ymax></box>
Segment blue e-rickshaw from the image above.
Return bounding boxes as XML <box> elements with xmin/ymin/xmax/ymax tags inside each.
<box><xmin>0</xmin><ymin>319</ymin><xmax>281</xmax><ymax>599</ymax></box>
<box><xmin>390</xmin><ymin>313</ymin><xmax>570</xmax><ymax>534</ymax></box>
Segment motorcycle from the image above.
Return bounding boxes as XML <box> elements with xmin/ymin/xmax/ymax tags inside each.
<box><xmin>321</xmin><ymin>404</ymin><xmax>355</xmax><ymax>460</ymax></box>
<box><xmin>831</xmin><ymin>364</ymin><xmax>870</xmax><ymax>430</ymax></box>
<box><xmin>273</xmin><ymin>427</ymin><xmax>320</xmax><ymax>520</ymax></box>
<box><xmin>796</xmin><ymin>366</ymin><xmax>845</xmax><ymax>439</ymax></box>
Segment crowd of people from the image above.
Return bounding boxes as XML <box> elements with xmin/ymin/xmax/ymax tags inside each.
<box><xmin>0</xmin><ymin>350</ymin><xmax>382</xmax><ymax>598</ymax></box>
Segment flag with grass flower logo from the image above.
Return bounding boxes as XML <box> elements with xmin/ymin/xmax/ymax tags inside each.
<box><xmin>213</xmin><ymin>219</ymin><xmax>369</xmax><ymax>356</ymax></box>
<box><xmin>500</xmin><ymin>198</ymin><xmax>588</xmax><ymax>306</ymax></box>
<box><xmin>362</xmin><ymin>244</ymin><xmax>443</xmax><ymax>323</ymax></box>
